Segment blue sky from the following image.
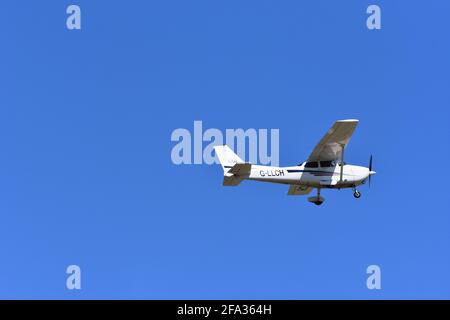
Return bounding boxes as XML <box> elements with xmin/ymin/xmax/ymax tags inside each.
<box><xmin>0</xmin><ymin>1</ymin><xmax>449</xmax><ymax>299</ymax></box>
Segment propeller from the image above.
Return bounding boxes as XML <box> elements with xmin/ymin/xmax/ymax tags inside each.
<box><xmin>368</xmin><ymin>155</ymin><xmax>374</xmax><ymax>187</ymax></box>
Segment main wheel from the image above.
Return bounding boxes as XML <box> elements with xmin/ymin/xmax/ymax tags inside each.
<box><xmin>353</xmin><ymin>190</ymin><xmax>361</xmax><ymax>198</ymax></box>
<box><xmin>308</xmin><ymin>195</ymin><xmax>325</xmax><ymax>205</ymax></box>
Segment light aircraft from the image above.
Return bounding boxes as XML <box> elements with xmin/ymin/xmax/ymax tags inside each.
<box><xmin>214</xmin><ymin>119</ymin><xmax>375</xmax><ymax>205</ymax></box>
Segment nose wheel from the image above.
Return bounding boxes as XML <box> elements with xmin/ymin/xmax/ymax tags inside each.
<box><xmin>353</xmin><ymin>190</ymin><xmax>361</xmax><ymax>199</ymax></box>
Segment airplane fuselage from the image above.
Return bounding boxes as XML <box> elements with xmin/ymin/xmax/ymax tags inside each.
<box><xmin>246</xmin><ymin>163</ymin><xmax>370</xmax><ymax>189</ymax></box>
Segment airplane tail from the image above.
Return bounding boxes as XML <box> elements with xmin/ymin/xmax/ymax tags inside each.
<box><xmin>214</xmin><ymin>145</ymin><xmax>251</xmax><ymax>186</ymax></box>
<box><xmin>214</xmin><ymin>145</ymin><xmax>244</xmax><ymax>171</ymax></box>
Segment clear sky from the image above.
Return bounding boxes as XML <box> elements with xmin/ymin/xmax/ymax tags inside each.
<box><xmin>1</xmin><ymin>1</ymin><xmax>449</xmax><ymax>299</ymax></box>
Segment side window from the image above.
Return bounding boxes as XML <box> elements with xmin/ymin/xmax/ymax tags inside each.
<box><xmin>305</xmin><ymin>161</ymin><xmax>318</xmax><ymax>168</ymax></box>
<box><xmin>320</xmin><ymin>161</ymin><xmax>334</xmax><ymax>167</ymax></box>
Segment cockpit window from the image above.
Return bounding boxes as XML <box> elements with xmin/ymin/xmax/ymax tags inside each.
<box><xmin>305</xmin><ymin>161</ymin><xmax>319</xmax><ymax>168</ymax></box>
<box><xmin>320</xmin><ymin>160</ymin><xmax>335</xmax><ymax>167</ymax></box>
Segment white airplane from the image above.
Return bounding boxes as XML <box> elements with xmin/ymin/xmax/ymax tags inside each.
<box><xmin>214</xmin><ymin>119</ymin><xmax>375</xmax><ymax>205</ymax></box>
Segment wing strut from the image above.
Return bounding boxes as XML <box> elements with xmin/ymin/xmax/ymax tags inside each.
<box><xmin>339</xmin><ymin>143</ymin><xmax>344</xmax><ymax>182</ymax></box>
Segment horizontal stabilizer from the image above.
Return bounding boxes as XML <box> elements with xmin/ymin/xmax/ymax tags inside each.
<box><xmin>228</xmin><ymin>163</ymin><xmax>252</xmax><ymax>176</ymax></box>
<box><xmin>223</xmin><ymin>175</ymin><xmax>243</xmax><ymax>186</ymax></box>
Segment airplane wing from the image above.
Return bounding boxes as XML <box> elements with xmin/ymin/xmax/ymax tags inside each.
<box><xmin>287</xmin><ymin>185</ymin><xmax>313</xmax><ymax>195</ymax></box>
<box><xmin>307</xmin><ymin>119</ymin><xmax>359</xmax><ymax>161</ymax></box>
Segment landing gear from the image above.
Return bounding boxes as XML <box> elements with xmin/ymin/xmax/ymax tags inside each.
<box><xmin>353</xmin><ymin>190</ymin><xmax>361</xmax><ymax>199</ymax></box>
<box><xmin>313</xmin><ymin>199</ymin><xmax>324</xmax><ymax>206</ymax></box>
<box><xmin>308</xmin><ymin>188</ymin><xmax>325</xmax><ymax>205</ymax></box>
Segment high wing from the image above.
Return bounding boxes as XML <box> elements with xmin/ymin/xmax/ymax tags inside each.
<box><xmin>307</xmin><ymin>119</ymin><xmax>359</xmax><ymax>161</ymax></box>
<box><xmin>287</xmin><ymin>185</ymin><xmax>313</xmax><ymax>195</ymax></box>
